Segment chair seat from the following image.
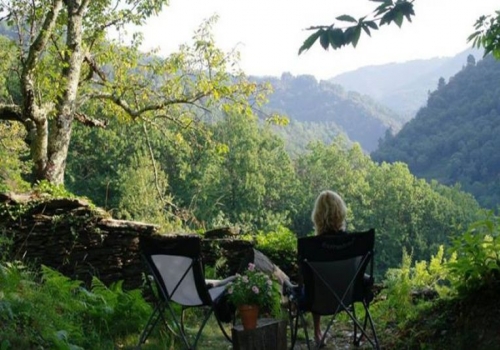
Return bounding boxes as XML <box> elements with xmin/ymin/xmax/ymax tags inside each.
<box><xmin>138</xmin><ymin>235</ymin><xmax>235</xmax><ymax>349</ymax></box>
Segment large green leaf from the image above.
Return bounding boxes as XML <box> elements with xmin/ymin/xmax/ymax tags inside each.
<box><xmin>298</xmin><ymin>30</ymin><xmax>322</xmax><ymax>55</ymax></box>
<box><xmin>328</xmin><ymin>28</ymin><xmax>345</xmax><ymax>49</ymax></box>
<box><xmin>336</xmin><ymin>15</ymin><xmax>357</xmax><ymax>23</ymax></box>
<box><xmin>320</xmin><ymin>30</ymin><xmax>330</xmax><ymax>50</ymax></box>
<box><xmin>365</xmin><ymin>20</ymin><xmax>379</xmax><ymax>30</ymax></box>
<box><xmin>394</xmin><ymin>11</ymin><xmax>404</xmax><ymax>27</ymax></box>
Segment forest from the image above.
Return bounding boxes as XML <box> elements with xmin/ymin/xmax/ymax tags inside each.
<box><xmin>373</xmin><ymin>55</ymin><xmax>500</xmax><ymax>208</ymax></box>
<box><xmin>1</xmin><ymin>0</ymin><xmax>500</xmax><ymax>349</ymax></box>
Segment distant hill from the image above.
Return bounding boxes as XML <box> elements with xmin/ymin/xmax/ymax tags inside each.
<box><xmin>254</xmin><ymin>73</ymin><xmax>405</xmax><ymax>153</ymax></box>
<box><xmin>372</xmin><ymin>55</ymin><xmax>500</xmax><ymax>208</ymax></box>
<box><xmin>330</xmin><ymin>48</ymin><xmax>483</xmax><ymax>119</ymax></box>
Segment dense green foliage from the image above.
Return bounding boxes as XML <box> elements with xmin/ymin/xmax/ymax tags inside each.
<box><xmin>373</xmin><ymin>55</ymin><xmax>500</xmax><ymax>208</ymax></box>
<box><xmin>0</xmin><ymin>263</ymin><xmax>153</xmax><ymax>349</ymax></box>
<box><xmin>62</xmin><ymin>115</ymin><xmax>483</xmax><ymax>277</ymax></box>
<box><xmin>255</xmin><ymin>73</ymin><xmax>404</xmax><ymax>153</ymax></box>
<box><xmin>383</xmin><ymin>213</ymin><xmax>500</xmax><ymax>350</ymax></box>
<box><xmin>448</xmin><ymin>212</ymin><xmax>500</xmax><ymax>296</ymax></box>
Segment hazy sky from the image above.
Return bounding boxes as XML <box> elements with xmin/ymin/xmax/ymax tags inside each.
<box><xmin>137</xmin><ymin>0</ymin><xmax>499</xmax><ymax>80</ymax></box>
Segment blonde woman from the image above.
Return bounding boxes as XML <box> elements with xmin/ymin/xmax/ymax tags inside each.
<box><xmin>312</xmin><ymin>190</ymin><xmax>347</xmax><ymax>236</ymax></box>
<box><xmin>311</xmin><ymin>190</ymin><xmax>347</xmax><ymax>346</ymax></box>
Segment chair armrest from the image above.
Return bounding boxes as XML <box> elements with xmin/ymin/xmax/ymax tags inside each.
<box><xmin>363</xmin><ymin>273</ymin><xmax>374</xmax><ymax>288</ymax></box>
<box><xmin>283</xmin><ymin>279</ymin><xmax>298</xmax><ymax>290</ymax></box>
<box><xmin>282</xmin><ymin>279</ymin><xmax>300</xmax><ymax>298</ymax></box>
<box><xmin>205</xmin><ymin>275</ymin><xmax>237</xmax><ymax>288</ymax></box>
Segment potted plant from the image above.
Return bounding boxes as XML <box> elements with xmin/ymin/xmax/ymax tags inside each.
<box><xmin>226</xmin><ymin>262</ymin><xmax>281</xmax><ymax>330</ymax></box>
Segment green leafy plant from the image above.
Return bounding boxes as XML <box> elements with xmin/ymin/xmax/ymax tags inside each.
<box><xmin>0</xmin><ymin>262</ymin><xmax>156</xmax><ymax>349</ymax></box>
<box><xmin>249</xmin><ymin>226</ymin><xmax>298</xmax><ymax>278</ymax></box>
<box><xmin>375</xmin><ymin>246</ymin><xmax>454</xmax><ymax>327</ymax></box>
<box><xmin>448</xmin><ymin>212</ymin><xmax>500</xmax><ymax>296</ymax></box>
<box><xmin>226</xmin><ymin>263</ymin><xmax>281</xmax><ymax>312</ymax></box>
<box><xmin>33</xmin><ymin>180</ymin><xmax>76</xmax><ymax>198</ymax></box>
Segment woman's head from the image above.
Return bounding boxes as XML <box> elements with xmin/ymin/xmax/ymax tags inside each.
<box><xmin>311</xmin><ymin>190</ymin><xmax>347</xmax><ymax>235</ymax></box>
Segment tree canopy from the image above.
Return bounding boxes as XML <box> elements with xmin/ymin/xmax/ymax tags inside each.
<box><xmin>0</xmin><ymin>1</ymin><xmax>267</xmax><ymax>185</ymax></box>
<box><xmin>373</xmin><ymin>55</ymin><xmax>500</xmax><ymax>208</ymax></box>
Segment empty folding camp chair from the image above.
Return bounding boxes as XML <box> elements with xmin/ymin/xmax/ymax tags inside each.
<box><xmin>137</xmin><ymin>235</ymin><xmax>236</xmax><ymax>350</ymax></box>
<box><xmin>285</xmin><ymin>229</ymin><xmax>380</xmax><ymax>350</ymax></box>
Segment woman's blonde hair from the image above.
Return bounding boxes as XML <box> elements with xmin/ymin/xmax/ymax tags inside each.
<box><xmin>311</xmin><ymin>190</ymin><xmax>347</xmax><ymax>235</ymax></box>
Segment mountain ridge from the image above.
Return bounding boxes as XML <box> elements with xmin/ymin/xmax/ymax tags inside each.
<box><xmin>330</xmin><ymin>48</ymin><xmax>483</xmax><ymax>118</ymax></box>
<box><xmin>253</xmin><ymin>73</ymin><xmax>404</xmax><ymax>153</ymax></box>
<box><xmin>372</xmin><ymin>55</ymin><xmax>500</xmax><ymax>208</ymax></box>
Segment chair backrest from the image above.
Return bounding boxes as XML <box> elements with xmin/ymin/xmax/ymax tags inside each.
<box><xmin>298</xmin><ymin>229</ymin><xmax>375</xmax><ymax>315</ymax></box>
<box><xmin>140</xmin><ymin>235</ymin><xmax>212</xmax><ymax>306</ymax></box>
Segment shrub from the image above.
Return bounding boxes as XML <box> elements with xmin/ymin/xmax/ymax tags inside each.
<box><xmin>251</xmin><ymin>225</ymin><xmax>298</xmax><ymax>277</ymax></box>
<box><xmin>0</xmin><ymin>262</ymin><xmax>154</xmax><ymax>349</ymax></box>
<box><xmin>375</xmin><ymin>246</ymin><xmax>454</xmax><ymax>327</ymax></box>
<box><xmin>448</xmin><ymin>212</ymin><xmax>500</xmax><ymax>296</ymax></box>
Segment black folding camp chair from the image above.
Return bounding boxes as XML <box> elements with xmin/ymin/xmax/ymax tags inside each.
<box><xmin>137</xmin><ymin>235</ymin><xmax>235</xmax><ymax>350</ymax></box>
<box><xmin>285</xmin><ymin>229</ymin><xmax>380</xmax><ymax>350</ymax></box>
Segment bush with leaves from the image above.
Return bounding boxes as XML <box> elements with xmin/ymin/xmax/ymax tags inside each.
<box><xmin>448</xmin><ymin>212</ymin><xmax>500</xmax><ymax>296</ymax></box>
<box><xmin>249</xmin><ymin>226</ymin><xmax>298</xmax><ymax>278</ymax></box>
<box><xmin>375</xmin><ymin>246</ymin><xmax>454</xmax><ymax>327</ymax></box>
<box><xmin>0</xmin><ymin>262</ymin><xmax>155</xmax><ymax>350</ymax></box>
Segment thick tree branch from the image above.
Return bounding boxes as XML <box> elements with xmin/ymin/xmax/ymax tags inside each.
<box><xmin>77</xmin><ymin>0</ymin><xmax>91</xmax><ymax>15</ymax></box>
<box><xmin>74</xmin><ymin>112</ymin><xmax>108</xmax><ymax>128</ymax></box>
<box><xmin>89</xmin><ymin>91</ymin><xmax>210</xmax><ymax>118</ymax></box>
<box><xmin>0</xmin><ymin>104</ymin><xmax>23</xmax><ymax>122</ymax></box>
<box><xmin>83</xmin><ymin>53</ymin><xmax>108</xmax><ymax>82</ymax></box>
<box><xmin>25</xmin><ymin>0</ymin><xmax>64</xmax><ymax>71</ymax></box>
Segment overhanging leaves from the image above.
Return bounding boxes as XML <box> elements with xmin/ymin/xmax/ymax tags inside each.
<box><xmin>298</xmin><ymin>30</ymin><xmax>323</xmax><ymax>54</ymax></box>
<box><xmin>300</xmin><ymin>0</ymin><xmax>416</xmax><ymax>54</ymax></box>
<box><xmin>468</xmin><ymin>12</ymin><xmax>500</xmax><ymax>58</ymax></box>
<box><xmin>319</xmin><ymin>30</ymin><xmax>330</xmax><ymax>49</ymax></box>
<box><xmin>336</xmin><ymin>15</ymin><xmax>357</xmax><ymax>23</ymax></box>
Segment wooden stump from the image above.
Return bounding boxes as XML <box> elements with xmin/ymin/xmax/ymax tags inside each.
<box><xmin>232</xmin><ymin>318</ymin><xmax>287</xmax><ymax>350</ymax></box>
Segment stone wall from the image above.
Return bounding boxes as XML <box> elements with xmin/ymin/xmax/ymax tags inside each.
<box><xmin>0</xmin><ymin>193</ymin><xmax>253</xmax><ymax>290</ymax></box>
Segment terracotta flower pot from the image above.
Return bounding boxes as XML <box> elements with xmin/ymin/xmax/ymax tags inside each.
<box><xmin>238</xmin><ymin>304</ymin><xmax>259</xmax><ymax>330</ymax></box>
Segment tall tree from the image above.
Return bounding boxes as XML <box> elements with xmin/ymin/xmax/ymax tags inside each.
<box><xmin>0</xmin><ymin>2</ymin><xmax>264</xmax><ymax>185</ymax></box>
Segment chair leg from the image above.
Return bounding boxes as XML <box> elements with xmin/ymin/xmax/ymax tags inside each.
<box><xmin>352</xmin><ymin>305</ymin><xmax>359</xmax><ymax>346</ymax></box>
<box><xmin>298</xmin><ymin>312</ymin><xmax>312</xmax><ymax>350</ymax></box>
<box><xmin>137</xmin><ymin>303</ymin><xmax>164</xmax><ymax>347</ymax></box>
<box><xmin>352</xmin><ymin>302</ymin><xmax>380</xmax><ymax>350</ymax></box>
<box><xmin>363</xmin><ymin>302</ymin><xmax>380</xmax><ymax>350</ymax></box>
<box><xmin>163</xmin><ymin>304</ymin><xmax>192</xmax><ymax>349</ymax></box>
<box><xmin>288</xmin><ymin>308</ymin><xmax>300</xmax><ymax>350</ymax></box>
<box><xmin>192</xmin><ymin>308</ymin><xmax>215</xmax><ymax>349</ymax></box>
<box><xmin>213</xmin><ymin>309</ymin><xmax>233</xmax><ymax>343</ymax></box>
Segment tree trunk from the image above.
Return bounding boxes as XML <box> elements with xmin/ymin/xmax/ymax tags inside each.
<box><xmin>231</xmin><ymin>318</ymin><xmax>287</xmax><ymax>350</ymax></box>
<box><xmin>43</xmin><ymin>1</ymin><xmax>86</xmax><ymax>185</ymax></box>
